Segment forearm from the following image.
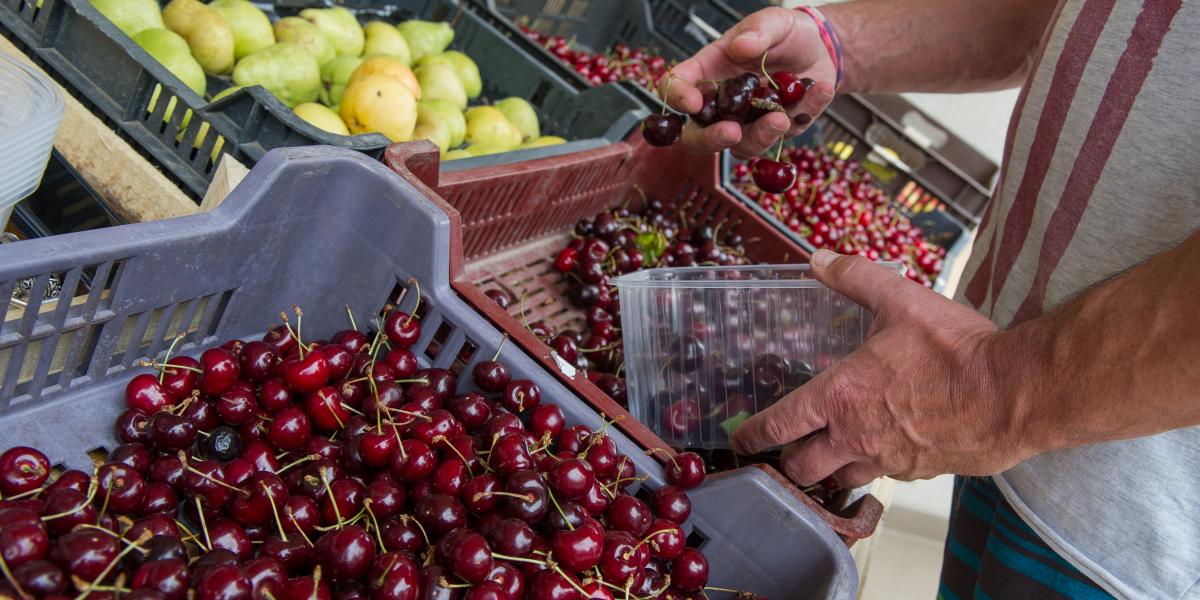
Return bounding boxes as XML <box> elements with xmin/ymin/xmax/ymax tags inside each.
<box><xmin>991</xmin><ymin>229</ymin><xmax>1200</xmax><ymax>455</ymax></box>
<box><xmin>823</xmin><ymin>0</ymin><xmax>1058</xmax><ymax>94</ymax></box>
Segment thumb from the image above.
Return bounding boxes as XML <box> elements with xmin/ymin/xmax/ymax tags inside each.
<box><xmin>724</xmin><ymin>7</ymin><xmax>799</xmax><ymax>63</ymax></box>
<box><xmin>810</xmin><ymin>249</ymin><xmax>909</xmax><ymax>313</ymax></box>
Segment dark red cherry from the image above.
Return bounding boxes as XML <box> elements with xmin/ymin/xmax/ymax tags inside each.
<box><xmin>46</xmin><ymin>470</ymin><xmax>90</xmax><ymax>496</ymax></box>
<box><xmin>772</xmin><ymin>71</ymin><xmax>812</xmax><ymax>106</ymax></box>
<box><xmin>132</xmin><ymin>559</ymin><xmax>190</xmax><ymax>600</ymax></box>
<box><xmin>182</xmin><ymin>398</ymin><xmax>221</xmax><ymax>432</ymax></box>
<box><xmin>379</xmin><ymin>518</ymin><xmax>425</xmax><ymax>554</ymax></box>
<box><xmin>606</xmin><ymin>495</ymin><xmax>651</xmax><ymax>537</ymax></box>
<box><xmin>157</xmin><ymin>357</ymin><xmax>199</xmax><ymax>402</ymax></box>
<box><xmin>319</xmin><ymin>344</ymin><xmax>354</xmax><ymax>382</ymax></box>
<box><xmin>483</xmin><ymin>289</ymin><xmax>512</xmax><ymax>309</ymax></box>
<box><xmin>267</xmin><ymin>406</ymin><xmax>312</xmax><ymax>451</ymax></box>
<box><xmin>147</xmin><ymin>412</ymin><xmax>197</xmax><ymax>453</ymax></box>
<box><xmin>598</xmin><ymin>531</ymin><xmax>647</xmax><ymax>589</ymax></box>
<box><xmin>502</xmin><ymin>470</ymin><xmax>548</xmax><ymax>524</ymax></box>
<box><xmin>548</xmin><ymin>458</ymin><xmax>594</xmax><ymax>500</ymax></box>
<box><xmin>484</xmin><ymin>563</ymin><xmax>524</xmax><ymax>600</ymax></box>
<box><xmin>52</xmin><ymin>529</ymin><xmax>118</xmax><ymax>580</ymax></box>
<box><xmin>439</xmin><ymin>530</ymin><xmax>493</xmax><ymax>584</ymax></box>
<box><xmin>260</xmin><ymin>536</ymin><xmax>311</xmax><ymax>576</ymax></box>
<box><xmin>666</xmin><ymin>452</ymin><xmax>706</xmax><ymax>489</ymax></box>
<box><xmin>384</xmin><ymin>312</ymin><xmax>421</xmax><ymax>348</ymax></box>
<box><xmin>240</xmin><ymin>341</ymin><xmax>279</xmax><ymax>382</ymax></box>
<box><xmin>418</xmin><ymin>368</ymin><xmax>457</xmax><ymax>401</ymax></box>
<box><xmin>242</xmin><ymin>556</ymin><xmax>286</xmax><ymax>599</ymax></box>
<box><xmin>530</xmin><ymin>571</ymin><xmax>583</xmax><ymax>600</ymax></box>
<box><xmin>644</xmin><ymin>518</ymin><xmax>685</xmax><ymax>559</ymax></box>
<box><xmin>281</xmin><ymin>570</ymin><xmax>332</xmax><ymax>600</ymax></box>
<box><xmin>421</xmin><ymin>565</ymin><xmax>461</xmax><ymax>600</ymax></box>
<box><xmin>488</xmin><ymin>434</ymin><xmax>532</xmax><ymax>477</ymax></box>
<box><xmin>389</xmin><ymin>439</ymin><xmax>436</xmax><ymax>483</ymax></box>
<box><xmin>140</xmin><ymin>482</ymin><xmax>179</xmax><ymax>516</ymax></box>
<box><xmin>365</xmin><ymin>478</ymin><xmax>405</xmax><ymax>519</ymax></box>
<box><xmin>0</xmin><ymin>515</ymin><xmax>49</xmax><ymax>568</ymax></box>
<box><xmin>651</xmin><ymin>485</ymin><xmax>691</xmax><ymax>523</ymax></box>
<box><xmin>284</xmin><ymin>352</ymin><xmax>331</xmax><ymax>394</ymax></box>
<box><xmin>259</xmin><ymin>378</ymin><xmax>293</xmax><ymax>413</ymax></box>
<box><xmin>745</xmin><ymin>85</ymin><xmax>782</xmax><ymax>121</ymax></box>
<box><xmin>641</xmin><ymin>113</ymin><xmax>683</xmax><ymax>147</ymax></box>
<box><xmin>447</xmin><ymin>393</ymin><xmax>491</xmax><ymax>432</ymax></box>
<box><xmin>304</xmin><ymin>387</ymin><xmax>351</xmax><ymax>433</ymax></box>
<box><xmin>690</xmin><ymin>89</ymin><xmax>720</xmax><ymax>127</ymax></box>
<box><xmin>752</xmin><ymin>158</ymin><xmax>798</xmax><ymax>193</ymax></box>
<box><xmin>670</xmin><ymin>548</ymin><xmax>709</xmax><ymax>591</ymax></box>
<box><xmin>148</xmin><ymin>456</ymin><xmax>184</xmax><ymax>487</ymax></box>
<box><xmin>96</xmin><ymin>462</ymin><xmax>147</xmax><ymax>514</ymax></box>
<box><xmin>485</xmin><ymin>518</ymin><xmax>535</xmax><ymax>557</ymax></box>
<box><xmin>461</xmin><ymin>473</ymin><xmax>501</xmax><ymax>515</ymax></box>
<box><xmin>199</xmin><ymin>348</ymin><xmax>241</xmax><ymax>396</ymax></box>
<box><xmin>383</xmin><ymin>348</ymin><xmax>419</xmax><ymax>379</ymax></box>
<box><xmin>40</xmin><ymin>490</ymin><xmax>93</xmax><ymax>536</ymax></box>
<box><xmin>368</xmin><ymin>551</ymin><xmax>419</xmax><ymax>600</ymax></box>
<box><xmin>263</xmin><ymin>324</ymin><xmax>298</xmax><ymax>356</ymax></box>
<box><xmin>321</xmin><ymin>479</ymin><xmax>365</xmax><ymax>527</ymax></box>
<box><xmin>414</xmin><ymin>494</ymin><xmax>467</xmax><ymax>537</ymax></box>
<box><xmin>125</xmin><ymin>374</ymin><xmax>171</xmax><ymax>414</ymax></box>
<box><xmin>194</xmin><ymin>564</ymin><xmax>251</xmax><ymax>600</ymax></box>
<box><xmin>528</xmin><ymin>405</ymin><xmax>565</xmax><ymax>439</ymax></box>
<box><xmin>359</xmin><ymin>430</ymin><xmax>398</xmax><ymax>468</ymax></box>
<box><xmin>13</xmin><ymin>559</ymin><xmax>65</xmax><ymax>597</ymax></box>
<box><xmin>107</xmin><ymin>443</ymin><xmax>152</xmax><ymax>474</ymax></box>
<box><xmin>116</xmin><ymin>408</ymin><xmax>151</xmax><ymax>444</ymax></box>
<box><xmin>500</xmin><ymin>380</ymin><xmax>540</xmax><ymax>413</ymax></box>
<box><xmin>332</xmin><ymin>330</ymin><xmax>369</xmax><ymax>354</ymax></box>
<box><xmin>550</xmin><ymin>518</ymin><xmax>603</xmax><ymax>572</ymax></box>
<box><xmin>472</xmin><ymin>360</ymin><xmax>509</xmax><ymax>394</ymax></box>
<box><xmin>314</xmin><ymin>525</ymin><xmax>375</xmax><ymax>582</ymax></box>
<box><xmin>432</xmin><ymin>460</ymin><xmax>469</xmax><ymax>497</ymax></box>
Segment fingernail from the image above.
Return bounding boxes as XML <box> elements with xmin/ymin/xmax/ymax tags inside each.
<box><xmin>812</xmin><ymin>249</ymin><xmax>837</xmax><ymax>267</ymax></box>
<box><xmin>717</xmin><ymin>130</ymin><xmax>736</xmax><ymax>144</ymax></box>
<box><xmin>794</xmin><ymin>113</ymin><xmax>812</xmax><ymax>126</ymax></box>
<box><xmin>734</xmin><ymin>32</ymin><xmax>760</xmax><ymax>42</ymax></box>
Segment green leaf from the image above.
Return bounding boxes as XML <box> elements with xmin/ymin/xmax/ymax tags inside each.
<box><xmin>636</xmin><ymin>231</ymin><xmax>667</xmax><ymax>265</ymax></box>
<box><xmin>720</xmin><ymin>411</ymin><xmax>751</xmax><ymax>437</ymax></box>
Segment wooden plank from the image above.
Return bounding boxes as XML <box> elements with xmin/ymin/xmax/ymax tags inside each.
<box><xmin>0</xmin><ymin>38</ymin><xmax>211</xmax><ymax>223</ymax></box>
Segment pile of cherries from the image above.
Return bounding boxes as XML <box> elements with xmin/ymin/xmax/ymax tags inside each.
<box><xmin>520</xmin><ymin>27</ymin><xmax>670</xmax><ymax>92</ymax></box>
<box><xmin>0</xmin><ymin>290</ymin><xmax>754</xmax><ymax>600</ymax></box>
<box><xmin>641</xmin><ymin>63</ymin><xmax>813</xmax><ymax>197</ymax></box>
<box><xmin>733</xmin><ymin>146</ymin><xmax>946</xmax><ymax>286</ymax></box>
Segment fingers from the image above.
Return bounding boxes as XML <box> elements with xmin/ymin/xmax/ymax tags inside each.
<box><xmin>778</xmin><ymin>433</ymin><xmax>853</xmax><ymax>486</ymax></box>
<box><xmin>830</xmin><ymin>463</ymin><xmax>881</xmax><ymax>490</ymax></box>
<box><xmin>660</xmin><ymin>43</ymin><xmax>728</xmax><ymax>115</ymax></box>
<box><xmin>810</xmin><ymin>250</ymin><xmax>913</xmax><ymax>313</ymax></box>
<box><xmin>730</xmin><ymin>111</ymin><xmax>791</xmax><ymax>160</ymax></box>
<box><xmin>724</xmin><ymin>7</ymin><xmax>800</xmax><ymax>64</ymax></box>
<box><xmin>731</xmin><ymin>383</ymin><xmax>827</xmax><ymax>455</ymax></box>
<box><xmin>680</xmin><ymin>120</ymin><xmax>742</xmax><ymax>154</ymax></box>
<box><xmin>786</xmin><ymin>80</ymin><xmax>836</xmax><ymax>137</ymax></box>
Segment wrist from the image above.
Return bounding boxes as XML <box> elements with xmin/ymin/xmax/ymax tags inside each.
<box><xmin>980</xmin><ymin>323</ymin><xmax>1065</xmax><ymax>459</ymax></box>
<box><xmin>794</xmin><ymin>5</ymin><xmax>844</xmax><ymax>90</ymax></box>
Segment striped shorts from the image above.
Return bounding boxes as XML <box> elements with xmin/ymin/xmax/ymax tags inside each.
<box><xmin>937</xmin><ymin>477</ymin><xmax>1113</xmax><ymax>600</ymax></box>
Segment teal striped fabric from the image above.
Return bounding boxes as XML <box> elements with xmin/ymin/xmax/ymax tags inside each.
<box><xmin>937</xmin><ymin>477</ymin><xmax>1115</xmax><ymax>600</ymax></box>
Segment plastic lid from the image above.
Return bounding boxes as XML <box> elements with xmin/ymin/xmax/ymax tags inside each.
<box><xmin>0</xmin><ymin>52</ymin><xmax>64</xmax><ymax>212</ymax></box>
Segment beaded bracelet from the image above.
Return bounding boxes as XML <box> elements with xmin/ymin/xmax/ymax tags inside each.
<box><xmin>795</xmin><ymin>6</ymin><xmax>845</xmax><ymax>89</ymax></box>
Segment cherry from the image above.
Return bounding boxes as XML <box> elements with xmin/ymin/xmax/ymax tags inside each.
<box><xmin>304</xmin><ymin>387</ymin><xmax>351</xmax><ymax>433</ymax></box>
<box><xmin>384</xmin><ymin>311</ymin><xmax>421</xmax><ymax>348</ymax></box>
<box><xmin>641</xmin><ymin>114</ymin><xmax>683</xmax><ymax>147</ymax></box>
<box><xmin>389</xmin><ymin>439</ymin><xmax>436</xmax><ymax>483</ymax></box>
<box><xmin>745</xmin><ymin>85</ymin><xmax>782</xmax><ymax>122</ymax></box>
<box><xmin>242</xmin><ymin>557</ymin><xmax>286</xmax><ymax>599</ymax></box>
<box><xmin>598</xmin><ymin>530</ymin><xmax>648</xmax><ymax>589</ymax></box>
<box><xmin>314</xmin><ymin>525</ymin><xmax>375</xmax><ymax>582</ymax></box>
<box><xmin>771</xmin><ymin>71</ymin><xmax>811</xmax><ymax>106</ymax></box>
<box><xmin>464</xmin><ymin>581</ymin><xmax>506</xmax><ymax>600</ymax></box>
<box><xmin>670</xmin><ymin>548</ymin><xmax>709</xmax><ymax>591</ymax></box>
<box><xmin>148</xmin><ymin>456</ymin><xmax>184</xmax><ymax>487</ymax></box>
<box><xmin>383</xmin><ymin>348</ymin><xmax>420</xmax><ymax>379</ymax></box>
<box><xmin>0</xmin><ymin>517</ymin><xmax>49</xmax><ymax>568</ymax></box>
<box><xmin>125</xmin><ymin>373</ymin><xmax>171</xmax><ymax>413</ymax></box>
<box><xmin>447</xmin><ymin>393</ymin><xmax>492</xmax><ymax>432</ymax></box>
<box><xmin>159</xmin><ymin>357</ymin><xmax>200</xmax><ymax>401</ymax></box>
<box><xmin>282</xmin><ymin>569</ymin><xmax>333</xmax><ymax>600</ymax></box>
<box><xmin>106</xmin><ymin>443</ymin><xmax>152</xmax><ymax>474</ymax></box>
<box><xmin>264</xmin><ymin>324</ymin><xmax>298</xmax><ymax>356</ymax></box>
<box><xmin>482</xmin><ymin>518</ymin><xmax>533</xmax><ymax>558</ymax></box>
<box><xmin>606</xmin><ymin>495</ymin><xmax>651</xmax><ymax>536</ymax></box>
<box><xmin>666</xmin><ymin>452</ymin><xmax>706</xmax><ymax>490</ymax></box>
<box><xmin>359</xmin><ymin>430</ymin><xmax>398</xmax><ymax>468</ymax></box>
<box><xmin>557</xmin><ymin>426</ymin><xmax>591</xmax><ymax>456</ymax></box>
<box><xmin>320</xmin><ymin>344</ymin><xmax>354</xmax><ymax>381</ymax></box>
<box><xmin>182</xmin><ymin>398</ymin><xmax>221</xmax><ymax>432</ymax></box>
<box><xmin>484</xmin><ymin>289</ymin><xmax>513</xmax><ymax>310</ymax></box>
<box><xmin>717</xmin><ymin>73</ymin><xmax>758</xmax><ymax>120</ymax></box>
<box><xmin>133</xmin><ymin>559</ymin><xmax>190</xmax><ymax>600</ymax></box>
<box><xmin>472</xmin><ymin>355</ymin><xmax>510</xmax><ymax>394</ymax></box>
<box><xmin>752</xmin><ymin>158</ymin><xmax>797</xmax><ymax>193</ymax></box>
<box><xmin>240</xmin><ymin>341</ymin><xmax>279</xmax><ymax>382</ymax></box>
<box><xmin>369</xmin><ymin>552</ymin><xmax>419</xmax><ymax>600</ymax></box>
<box><xmin>483</xmin><ymin>413</ymin><xmax>524</xmax><ymax>443</ymax></box>
<box><xmin>141</xmin><ymin>535</ymin><xmax>188</xmax><ymax>563</ymax></box>
<box><xmin>260</xmin><ymin>536</ymin><xmax>311</xmax><ymax>575</ymax></box>
<box><xmin>195</xmin><ymin>564</ymin><xmax>252</xmax><ymax>600</ymax></box>
<box><xmin>419</xmin><ymin>368</ymin><xmax>458</xmax><ymax>401</ymax></box>
<box><xmin>485</xmin><ymin>563</ymin><xmax>525</xmax><ymax>600</ymax></box>
<box><xmin>527</xmin><ymin>405</ymin><xmax>565</xmax><ymax>440</ymax></box>
<box><xmin>502</xmin><ymin>470</ymin><xmax>548</xmax><ymax>523</ymax></box>
<box><xmin>283</xmin><ymin>495</ymin><xmax>320</xmax><ymax>536</ymax></box>
<box><xmin>405</xmin><ymin>385</ymin><xmax>441</xmax><ymax>413</ymax></box>
<box><xmin>488</xmin><ymin>434</ymin><xmax>532</xmax><ymax>476</ymax></box>
<box><xmin>215</xmin><ymin>388</ymin><xmax>256</xmax><ymax>426</ymax></box>
<box><xmin>501</xmin><ymin>380</ymin><xmax>540</xmax><ymax>413</ymax></box>
<box><xmin>411</xmin><ymin>410</ymin><xmax>462</xmax><ymax>447</ymax></box>
<box><xmin>548</xmin><ymin>335</ymin><xmax>578</xmax><ymax>366</ymax></box>
<box><xmin>259</xmin><ymin>378</ymin><xmax>293</xmax><ymax>413</ymax></box>
<box><xmin>13</xmin><ymin>560</ymin><xmax>66</xmax><ymax>597</ymax></box>
<box><xmin>51</xmin><ymin>529</ymin><xmax>118</xmax><ymax>580</ymax></box>
<box><xmin>147</xmin><ymin>412</ymin><xmax>196</xmax><ymax>452</ymax></box>
<box><xmin>580</xmin><ymin>581</ymin><xmax>613</xmax><ymax>600</ymax></box>
<box><xmin>690</xmin><ymin>90</ymin><xmax>720</xmax><ymax>127</ymax></box>
<box><xmin>439</xmin><ymin>530</ymin><xmax>493</xmax><ymax>583</ymax></box>
<box><xmin>284</xmin><ymin>352</ymin><xmax>331</xmax><ymax>394</ymax></box>
<box><xmin>548</xmin><ymin>458</ymin><xmax>594</xmax><ymax>500</ymax></box>
<box><xmin>379</xmin><ymin>518</ymin><xmax>425</xmax><ymax>554</ymax></box>
<box><xmin>582</xmin><ymin>435</ymin><xmax>618</xmax><ymax>478</ymax></box>
<box><xmin>97</xmin><ymin>462</ymin><xmax>147</xmax><ymax>514</ymax></box>
<box><xmin>550</xmin><ymin>518</ymin><xmax>604</xmax><ymax>572</ymax></box>
<box><xmin>644</xmin><ymin>518</ymin><xmax>685</xmax><ymax>559</ymax></box>
<box><xmin>45</xmin><ymin>470</ymin><xmax>90</xmax><ymax>496</ymax></box>
<box><xmin>664</xmin><ymin>399</ymin><xmax>701</xmax><ymax>437</ymax></box>
<box><xmin>431</xmin><ymin>459</ymin><xmax>469</xmax><ymax>497</ymax></box>
<box><xmin>461</xmin><ymin>473</ymin><xmax>501</xmax><ymax>514</ymax></box>
<box><xmin>267</xmin><ymin>406</ymin><xmax>312</xmax><ymax>451</ymax></box>
<box><xmin>365</xmin><ymin>478</ymin><xmax>405</xmax><ymax>519</ymax></box>
<box><xmin>116</xmin><ymin>408</ymin><xmax>151</xmax><ymax>444</ymax></box>
<box><xmin>414</xmin><ymin>494</ymin><xmax>467</xmax><ymax>537</ymax></box>
<box><xmin>321</xmin><ymin>479</ymin><xmax>364</xmax><ymax>526</ymax></box>
<box><xmin>651</xmin><ymin>485</ymin><xmax>691</xmax><ymax>523</ymax></box>
<box><xmin>421</xmin><ymin>564</ymin><xmax>461</xmax><ymax>600</ymax></box>
<box><xmin>199</xmin><ymin>347</ymin><xmax>241</xmax><ymax>396</ymax></box>
<box><xmin>530</xmin><ymin>570</ymin><xmax>583</xmax><ymax>600</ymax></box>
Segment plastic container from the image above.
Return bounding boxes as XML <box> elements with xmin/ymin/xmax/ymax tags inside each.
<box><xmin>9</xmin><ymin>149</ymin><xmax>123</xmax><ymax>237</ymax></box>
<box><xmin>0</xmin><ymin>145</ymin><xmax>857</xmax><ymax>599</ymax></box>
<box><xmin>0</xmin><ymin>51</ymin><xmax>63</xmax><ymax>232</ymax></box>
<box><xmin>0</xmin><ymin>0</ymin><xmax>645</xmax><ymax>200</ymax></box>
<box><xmin>385</xmin><ymin>134</ymin><xmax>885</xmax><ymax>544</ymax></box>
<box><xmin>616</xmin><ymin>264</ymin><xmax>897</xmax><ymax>448</ymax></box>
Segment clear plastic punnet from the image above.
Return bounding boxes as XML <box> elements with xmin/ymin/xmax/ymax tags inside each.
<box><xmin>616</xmin><ymin>264</ymin><xmax>902</xmax><ymax>449</ymax></box>
<box><xmin>0</xmin><ymin>52</ymin><xmax>63</xmax><ymax>232</ymax></box>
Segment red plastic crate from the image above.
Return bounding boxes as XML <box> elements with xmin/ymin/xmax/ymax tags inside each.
<box><xmin>383</xmin><ymin>136</ymin><xmax>882</xmax><ymax>545</ymax></box>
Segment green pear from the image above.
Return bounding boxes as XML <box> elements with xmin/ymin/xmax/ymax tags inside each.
<box><xmin>362</xmin><ymin>21</ymin><xmax>411</xmax><ymax>65</ymax></box>
<box><xmin>415</xmin><ymin>62</ymin><xmax>466</xmax><ymax>110</ymax></box>
<box><xmin>319</xmin><ymin>55</ymin><xmax>363</xmax><ymax>106</ymax></box>
<box><xmin>90</xmin><ymin>0</ymin><xmax>163</xmax><ymax>37</ymax></box>
<box><xmin>442</xmin><ymin>51</ymin><xmax>481</xmax><ymax>98</ymax></box>
<box><xmin>299</xmin><ymin>7</ymin><xmax>363</xmax><ymax>57</ymax></box>
<box><xmin>133</xmin><ymin>28</ymin><xmax>205</xmax><ymax>96</ymax></box>
<box><xmin>519</xmin><ymin>135</ymin><xmax>567</xmax><ymax>149</ymax></box>
<box><xmin>494</xmin><ymin>97</ymin><xmax>539</xmax><ymax>140</ymax></box>
<box><xmin>418</xmin><ymin>99</ymin><xmax>465</xmax><ymax>147</ymax></box>
<box><xmin>396</xmin><ymin>20</ymin><xmax>453</xmax><ymax>63</ymax></box>
<box><xmin>208</xmin><ymin>0</ymin><xmax>274</xmax><ymax>60</ymax></box>
<box><xmin>294</xmin><ymin>102</ymin><xmax>350</xmax><ymax>136</ymax></box>
<box><xmin>209</xmin><ymin>85</ymin><xmax>242</xmax><ymax>102</ymax></box>
<box><xmin>464</xmin><ymin>106</ymin><xmax>521</xmax><ymax>150</ymax></box>
<box><xmin>274</xmin><ymin>17</ymin><xmax>335</xmax><ymax>66</ymax></box>
<box><xmin>412</xmin><ymin>121</ymin><xmax>451</xmax><ymax>153</ymax></box>
<box><xmin>162</xmin><ymin>0</ymin><xmax>234</xmax><ymax>74</ymax></box>
<box><xmin>232</xmin><ymin>42</ymin><xmax>321</xmax><ymax>107</ymax></box>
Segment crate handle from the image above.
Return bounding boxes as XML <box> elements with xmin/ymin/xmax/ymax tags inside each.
<box><xmin>899</xmin><ymin>110</ymin><xmax>950</xmax><ymax>151</ymax></box>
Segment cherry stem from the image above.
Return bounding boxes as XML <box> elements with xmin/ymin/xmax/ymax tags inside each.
<box><xmin>394</xmin><ymin>378</ymin><xmax>430</xmax><ymax>385</ymax></box>
<box><xmin>345</xmin><ymin>304</ymin><xmax>358</xmax><ymax>331</ymax></box>
<box><xmin>392</xmin><ymin>424</ymin><xmax>408</xmax><ymax>461</ymax></box>
<box><xmin>760</xmin><ymin>51</ymin><xmax>777</xmax><ymax>89</ymax></box>
<box><xmin>319</xmin><ymin>472</ymin><xmax>343</xmax><ymax>527</ymax></box>
<box><xmin>433</xmin><ymin>436</ymin><xmax>473</xmax><ymax>476</ymax></box>
<box><xmin>518</xmin><ymin>290</ymin><xmax>535</xmax><ymax>336</ymax></box>
<box><xmin>551</xmin><ymin>564</ymin><xmax>591</xmax><ymax>597</ymax></box>
<box><xmin>401</xmin><ymin>514</ymin><xmax>430</xmax><ymax>547</ymax></box>
<box><xmin>343</xmin><ymin>404</ymin><xmax>366</xmax><ymax>418</ymax></box>
<box><xmin>402</xmin><ymin>278</ymin><xmax>421</xmax><ymax>328</ymax></box>
<box><xmin>173</xmin><ymin>519</ymin><xmax>208</xmax><ymax>552</ymax></box>
<box><xmin>375</xmin><ymin>555</ymin><xmax>400</xmax><ymax>588</ymax></box>
<box><xmin>277</xmin><ymin>453</ymin><xmax>320</xmax><ymax>474</ymax></box>
<box><xmin>475</xmin><ymin>490</ymin><xmax>534</xmax><ymax>503</ymax></box>
<box><xmin>645</xmin><ymin>447</ymin><xmax>680</xmax><ymax>470</ymax></box>
<box><xmin>437</xmin><ymin>578</ymin><xmax>472</xmax><ymax>590</ymax></box>
<box><xmin>262</xmin><ymin>482</ymin><xmax>288</xmax><ymax>543</ymax></box>
<box><xmin>321</xmin><ymin>396</ymin><xmax>346</xmax><ymax>430</ymax></box>
<box><xmin>623</xmin><ymin>528</ymin><xmax>677</xmax><ymax>560</ymax></box>
<box><xmin>178</xmin><ymin>452</ymin><xmax>248</xmax><ymax>495</ymax></box>
<box><xmin>76</xmin><ymin>531</ymin><xmax>151</xmax><ymax>600</ymax></box>
<box><xmin>364</xmin><ymin>501</ymin><xmax>387</xmax><ymax>553</ymax></box>
<box><xmin>138</xmin><ymin>360</ymin><xmax>202</xmax><ymax>374</ymax></box>
<box><xmin>384</xmin><ymin>407</ymin><xmax>432</xmax><ymax>422</ymax></box>
<box><xmin>0</xmin><ymin>550</ymin><xmax>29</xmax><ymax>600</ymax></box>
<box><xmin>491</xmin><ymin>334</ymin><xmax>508</xmax><ymax>362</ymax></box>
<box><xmin>704</xmin><ymin>587</ymin><xmax>748</xmax><ymax>594</ymax></box>
<box><xmin>156</xmin><ymin>334</ymin><xmax>186</xmax><ymax>385</ymax></box>
<box><xmin>659</xmin><ymin>71</ymin><xmax>676</xmax><ymax>115</ymax></box>
<box><xmin>288</xmin><ymin>512</ymin><xmax>314</xmax><ymax>547</ymax></box>
<box><xmin>544</xmin><ymin>485</ymin><xmax>575</xmax><ymax>531</ymax></box>
<box><xmin>262</xmin><ymin>591</ymin><xmax>278</xmax><ymax>600</ymax></box>
<box><xmin>491</xmin><ymin>553</ymin><xmax>547</xmax><ymax>566</ymax></box>
<box><xmin>292</xmin><ymin>306</ymin><xmax>307</xmax><ymax>359</ymax></box>
<box><xmin>311</xmin><ymin>566</ymin><xmax>322</xmax><ymax>600</ymax></box>
<box><xmin>192</xmin><ymin>497</ymin><xmax>213</xmax><ymax>550</ymax></box>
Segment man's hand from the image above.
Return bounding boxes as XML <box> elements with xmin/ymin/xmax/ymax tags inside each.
<box><xmin>731</xmin><ymin>250</ymin><xmax>1039</xmax><ymax>489</ymax></box>
<box><xmin>658</xmin><ymin>7</ymin><xmax>837</xmax><ymax>159</ymax></box>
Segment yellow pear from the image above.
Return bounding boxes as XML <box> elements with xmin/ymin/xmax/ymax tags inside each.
<box><xmin>519</xmin><ymin>135</ymin><xmax>567</xmax><ymax>149</ymax></box>
<box><xmin>443</xmin><ymin>148</ymin><xmax>473</xmax><ymax>161</ymax></box>
<box><xmin>464</xmin><ymin>106</ymin><xmax>522</xmax><ymax>150</ymax></box>
<box><xmin>162</xmin><ymin>0</ymin><xmax>234</xmax><ymax>74</ymax></box>
<box><xmin>274</xmin><ymin>16</ymin><xmax>335</xmax><ymax>66</ymax></box>
<box><xmin>208</xmin><ymin>0</ymin><xmax>274</xmax><ymax>60</ymax></box>
<box><xmin>362</xmin><ymin>21</ymin><xmax>411</xmax><ymax>65</ymax></box>
<box><xmin>414</xmin><ymin>62</ymin><xmax>465</xmax><ymax>110</ymax></box>
<box><xmin>294</xmin><ymin>102</ymin><xmax>350</xmax><ymax>136</ymax></box>
<box><xmin>348</xmin><ymin>56</ymin><xmax>420</xmax><ymax>100</ymax></box>
<box><xmin>340</xmin><ymin>74</ymin><xmax>418</xmax><ymax>141</ymax></box>
<box><xmin>412</xmin><ymin>121</ymin><xmax>451</xmax><ymax>153</ymax></box>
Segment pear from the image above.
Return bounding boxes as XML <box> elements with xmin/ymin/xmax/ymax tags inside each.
<box><xmin>208</xmin><ymin>0</ymin><xmax>273</xmax><ymax>60</ymax></box>
<box><xmin>418</xmin><ymin>98</ymin><xmax>465</xmax><ymax>147</ymax></box>
<box><xmin>162</xmin><ymin>0</ymin><xmax>233</xmax><ymax>74</ymax></box>
<box><xmin>274</xmin><ymin>17</ymin><xmax>335</xmax><ymax>66</ymax></box>
<box><xmin>362</xmin><ymin>21</ymin><xmax>411</xmax><ymax>65</ymax></box>
<box><xmin>90</xmin><ymin>0</ymin><xmax>163</xmax><ymax>37</ymax></box>
<box><xmin>415</xmin><ymin>62</ymin><xmax>465</xmax><ymax>110</ymax></box>
<box><xmin>340</xmin><ymin>74</ymin><xmax>418</xmax><ymax>141</ymax></box>
<box><xmin>442</xmin><ymin>51</ymin><xmax>481</xmax><ymax>98</ymax></box>
<box><xmin>319</xmin><ymin>55</ymin><xmax>363</xmax><ymax>106</ymax></box>
<box><xmin>443</xmin><ymin>148</ymin><xmax>473</xmax><ymax>161</ymax></box>
<box><xmin>294</xmin><ymin>102</ymin><xmax>350</xmax><ymax>136</ymax></box>
<box><xmin>349</xmin><ymin>56</ymin><xmax>420</xmax><ymax>100</ymax></box>
<box><xmin>133</xmin><ymin>28</ymin><xmax>205</xmax><ymax>97</ymax></box>
<box><xmin>299</xmin><ymin>7</ymin><xmax>363</xmax><ymax>57</ymax></box>
<box><xmin>464</xmin><ymin>106</ymin><xmax>522</xmax><ymax>150</ymax></box>
<box><xmin>232</xmin><ymin>42</ymin><xmax>321</xmax><ymax>107</ymax></box>
<box><xmin>396</xmin><ymin>20</ymin><xmax>453</xmax><ymax>63</ymax></box>
<box><xmin>412</xmin><ymin>121</ymin><xmax>451</xmax><ymax>154</ymax></box>
<box><xmin>464</xmin><ymin>142</ymin><xmax>509</xmax><ymax>157</ymax></box>
<box><xmin>494</xmin><ymin>97</ymin><xmax>539</xmax><ymax>140</ymax></box>
<box><xmin>209</xmin><ymin>85</ymin><xmax>242</xmax><ymax>103</ymax></box>
<box><xmin>520</xmin><ymin>135</ymin><xmax>567</xmax><ymax>149</ymax></box>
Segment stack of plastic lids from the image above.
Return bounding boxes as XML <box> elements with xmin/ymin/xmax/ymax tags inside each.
<box><xmin>0</xmin><ymin>51</ymin><xmax>64</xmax><ymax>232</ymax></box>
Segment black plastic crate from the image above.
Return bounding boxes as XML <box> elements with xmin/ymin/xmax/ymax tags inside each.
<box><xmin>0</xmin><ymin>0</ymin><xmax>644</xmax><ymax>200</ymax></box>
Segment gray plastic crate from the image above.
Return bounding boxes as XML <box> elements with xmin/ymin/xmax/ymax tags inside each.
<box><xmin>0</xmin><ymin>0</ymin><xmax>644</xmax><ymax>200</ymax></box>
<box><xmin>0</xmin><ymin>145</ymin><xmax>856</xmax><ymax>599</ymax></box>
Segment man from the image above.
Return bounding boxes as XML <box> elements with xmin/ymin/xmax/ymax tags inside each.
<box><xmin>661</xmin><ymin>1</ymin><xmax>1199</xmax><ymax>598</ymax></box>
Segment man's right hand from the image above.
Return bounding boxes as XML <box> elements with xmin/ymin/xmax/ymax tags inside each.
<box><xmin>658</xmin><ymin>7</ymin><xmax>838</xmax><ymax>158</ymax></box>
